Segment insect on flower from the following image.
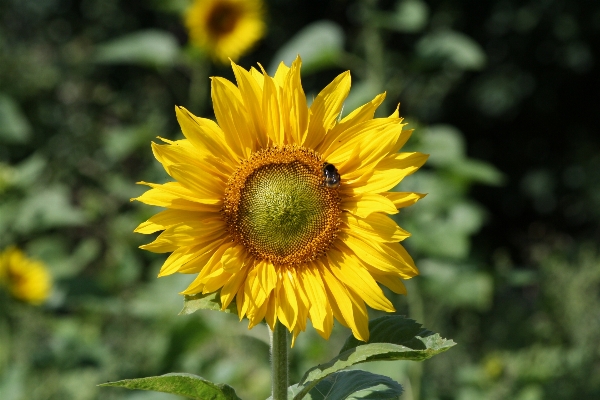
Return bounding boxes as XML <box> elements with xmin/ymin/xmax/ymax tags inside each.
<box><xmin>322</xmin><ymin>163</ymin><xmax>341</xmax><ymax>188</ymax></box>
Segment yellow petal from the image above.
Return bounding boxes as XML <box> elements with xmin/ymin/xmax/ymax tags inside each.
<box><xmin>151</xmin><ymin>141</ymin><xmax>231</xmax><ymax>181</ymax></box>
<box><xmin>249</xmin><ymin>66</ymin><xmax>264</xmax><ymax>89</ymax></box>
<box><xmin>159</xmin><ymin>238</ymin><xmax>227</xmax><ymax>277</ymax></box>
<box><xmin>264</xmin><ymin>293</ymin><xmax>277</xmax><ymax>330</ymax></box>
<box><xmin>282</xmin><ymin>56</ymin><xmax>308</xmax><ymax>145</ymax></box>
<box><xmin>340</xmin><ymin>234</ymin><xmax>417</xmax><ymax>277</ymax></box>
<box><xmin>343</xmin><ymin>213</ymin><xmax>411</xmax><ymax>243</ymax></box>
<box><xmin>297</xmin><ymin>265</ymin><xmax>328</xmax><ymax>334</ymax></box>
<box><xmin>134</xmin><ymin>209</ymin><xmax>216</xmax><ymax>234</ymax></box>
<box><xmin>319</xmin><ymin>261</ymin><xmax>368</xmax><ymax>341</ymax></box>
<box><xmin>328</xmin><ymin>248</ymin><xmax>395</xmax><ymax>312</ymax></box>
<box><xmin>136</xmin><ymin>181</ymin><xmax>222</xmax><ymax>206</ymax></box>
<box><xmin>341</xmin><ymin>193</ymin><xmax>399</xmax><ymax>218</ymax></box>
<box><xmin>221</xmin><ymin>244</ymin><xmax>248</xmax><ymax>273</ymax></box>
<box><xmin>382</xmin><ymin>192</ymin><xmax>427</xmax><ymax>209</ymax></box>
<box><xmin>202</xmin><ymin>268</ymin><xmax>231</xmax><ymax>294</ymax></box>
<box><xmin>322</xmin><ymin>118</ymin><xmax>399</xmax><ymax>162</ymax></box>
<box><xmin>273</xmin><ymin>61</ymin><xmax>290</xmax><ymax>87</ymax></box>
<box><xmin>132</xmin><ymin>185</ymin><xmax>221</xmax><ymax>212</ymax></box>
<box><xmin>276</xmin><ymin>269</ymin><xmax>298</xmax><ymax>331</ymax></box>
<box><xmin>211</xmin><ymin>77</ymin><xmax>254</xmax><ymax>159</ymax></box>
<box><xmin>231</xmin><ymin>61</ymin><xmax>267</xmax><ymax>148</ymax></box>
<box><xmin>262</xmin><ymin>73</ymin><xmax>285</xmax><ymax>145</ymax></box>
<box><xmin>167</xmin><ymin>164</ymin><xmax>224</xmax><ymax>200</ymax></box>
<box><xmin>371</xmin><ymin>272</ymin><xmax>407</xmax><ymax>295</ymax></box>
<box><xmin>221</xmin><ymin>264</ymin><xmax>251</xmax><ymax>310</ymax></box>
<box><xmin>304</xmin><ymin>71</ymin><xmax>351</xmax><ymax>149</ymax></box>
<box><xmin>349</xmin><ymin>152</ymin><xmax>429</xmax><ymax>194</ymax></box>
<box><xmin>316</xmin><ymin>92</ymin><xmax>386</xmax><ymax>154</ymax></box>
<box><xmin>175</xmin><ymin>106</ymin><xmax>238</xmax><ymax>164</ymax></box>
<box><xmin>256</xmin><ymin>259</ymin><xmax>277</xmax><ymax>296</ymax></box>
<box><xmin>329</xmin><ymin>120</ymin><xmax>405</xmax><ymax>179</ymax></box>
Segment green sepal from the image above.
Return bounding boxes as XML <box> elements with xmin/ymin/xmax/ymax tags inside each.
<box><xmin>286</xmin><ymin>370</ymin><xmax>403</xmax><ymax>400</ymax></box>
<box><xmin>295</xmin><ymin>316</ymin><xmax>455</xmax><ymax>399</ymax></box>
<box><xmin>98</xmin><ymin>372</ymin><xmax>241</xmax><ymax>400</ymax></box>
<box><xmin>180</xmin><ymin>291</ymin><xmax>238</xmax><ymax>316</ymax></box>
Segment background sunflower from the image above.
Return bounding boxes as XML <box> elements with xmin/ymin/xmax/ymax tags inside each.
<box><xmin>185</xmin><ymin>0</ymin><xmax>265</xmax><ymax>62</ymax></box>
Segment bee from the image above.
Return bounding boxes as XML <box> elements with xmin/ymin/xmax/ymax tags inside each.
<box><xmin>322</xmin><ymin>163</ymin><xmax>341</xmax><ymax>188</ymax></box>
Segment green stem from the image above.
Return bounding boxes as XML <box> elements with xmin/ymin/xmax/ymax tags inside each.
<box><xmin>271</xmin><ymin>321</ymin><xmax>288</xmax><ymax>400</ymax></box>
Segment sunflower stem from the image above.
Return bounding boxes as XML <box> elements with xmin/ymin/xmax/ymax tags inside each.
<box><xmin>270</xmin><ymin>321</ymin><xmax>288</xmax><ymax>400</ymax></box>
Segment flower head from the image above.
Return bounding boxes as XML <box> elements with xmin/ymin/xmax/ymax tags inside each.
<box><xmin>134</xmin><ymin>57</ymin><xmax>428</xmax><ymax>343</ymax></box>
<box><xmin>185</xmin><ymin>0</ymin><xmax>265</xmax><ymax>63</ymax></box>
<box><xmin>0</xmin><ymin>247</ymin><xmax>52</xmax><ymax>305</ymax></box>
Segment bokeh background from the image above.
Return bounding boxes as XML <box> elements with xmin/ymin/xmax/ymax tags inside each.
<box><xmin>1</xmin><ymin>0</ymin><xmax>599</xmax><ymax>399</ymax></box>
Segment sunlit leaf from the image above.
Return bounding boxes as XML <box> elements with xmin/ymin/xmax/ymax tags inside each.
<box><xmin>269</xmin><ymin>21</ymin><xmax>345</xmax><ymax>75</ymax></box>
<box><xmin>416</xmin><ymin>30</ymin><xmax>486</xmax><ymax>70</ymax></box>
<box><xmin>387</xmin><ymin>0</ymin><xmax>429</xmax><ymax>33</ymax></box>
<box><xmin>180</xmin><ymin>291</ymin><xmax>237</xmax><ymax>316</ymax></box>
<box><xmin>0</xmin><ymin>94</ymin><xmax>31</xmax><ymax>143</ymax></box>
<box><xmin>95</xmin><ymin>30</ymin><xmax>180</xmax><ymax>67</ymax></box>
<box><xmin>99</xmin><ymin>373</ymin><xmax>242</xmax><ymax>400</ymax></box>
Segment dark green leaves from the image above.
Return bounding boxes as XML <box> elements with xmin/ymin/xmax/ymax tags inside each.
<box><xmin>298</xmin><ymin>370</ymin><xmax>404</xmax><ymax>400</ymax></box>
<box><xmin>99</xmin><ymin>373</ymin><xmax>242</xmax><ymax>400</ymax></box>
<box><xmin>293</xmin><ymin>316</ymin><xmax>455</xmax><ymax>400</ymax></box>
<box><xmin>339</xmin><ymin>316</ymin><xmax>434</xmax><ymax>353</ymax></box>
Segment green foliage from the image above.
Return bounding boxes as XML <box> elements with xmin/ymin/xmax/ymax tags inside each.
<box><xmin>94</xmin><ymin>30</ymin><xmax>181</xmax><ymax>68</ymax></box>
<box><xmin>0</xmin><ymin>94</ymin><xmax>31</xmax><ymax>143</ymax></box>
<box><xmin>0</xmin><ymin>0</ymin><xmax>596</xmax><ymax>399</ymax></box>
<box><xmin>293</xmin><ymin>317</ymin><xmax>455</xmax><ymax>400</ymax></box>
<box><xmin>288</xmin><ymin>370</ymin><xmax>404</xmax><ymax>400</ymax></box>
<box><xmin>180</xmin><ymin>292</ymin><xmax>237</xmax><ymax>316</ymax></box>
<box><xmin>100</xmin><ymin>373</ymin><xmax>242</xmax><ymax>400</ymax></box>
<box><xmin>269</xmin><ymin>21</ymin><xmax>345</xmax><ymax>75</ymax></box>
<box><xmin>416</xmin><ymin>30</ymin><xmax>487</xmax><ymax>71</ymax></box>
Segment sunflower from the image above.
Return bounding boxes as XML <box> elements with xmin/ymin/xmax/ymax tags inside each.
<box><xmin>185</xmin><ymin>0</ymin><xmax>265</xmax><ymax>63</ymax></box>
<box><xmin>134</xmin><ymin>57</ymin><xmax>427</xmax><ymax>343</ymax></box>
<box><xmin>0</xmin><ymin>247</ymin><xmax>52</xmax><ymax>305</ymax></box>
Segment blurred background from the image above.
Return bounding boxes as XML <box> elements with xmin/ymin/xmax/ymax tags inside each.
<box><xmin>0</xmin><ymin>0</ymin><xmax>599</xmax><ymax>399</ymax></box>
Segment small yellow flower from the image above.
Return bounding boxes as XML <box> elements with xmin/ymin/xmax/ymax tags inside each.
<box><xmin>185</xmin><ymin>0</ymin><xmax>265</xmax><ymax>63</ymax></box>
<box><xmin>134</xmin><ymin>57</ymin><xmax>427</xmax><ymax>343</ymax></box>
<box><xmin>0</xmin><ymin>247</ymin><xmax>52</xmax><ymax>305</ymax></box>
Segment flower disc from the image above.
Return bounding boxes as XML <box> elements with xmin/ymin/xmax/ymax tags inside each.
<box><xmin>223</xmin><ymin>146</ymin><xmax>340</xmax><ymax>265</ymax></box>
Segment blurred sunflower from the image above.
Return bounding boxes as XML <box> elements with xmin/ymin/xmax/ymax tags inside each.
<box><xmin>185</xmin><ymin>0</ymin><xmax>265</xmax><ymax>63</ymax></box>
<box><xmin>134</xmin><ymin>57</ymin><xmax>427</xmax><ymax>343</ymax></box>
<box><xmin>0</xmin><ymin>247</ymin><xmax>52</xmax><ymax>305</ymax></box>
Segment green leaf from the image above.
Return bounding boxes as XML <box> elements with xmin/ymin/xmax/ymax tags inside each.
<box><xmin>386</xmin><ymin>0</ymin><xmax>430</xmax><ymax>33</ymax></box>
<box><xmin>0</xmin><ymin>94</ymin><xmax>32</xmax><ymax>143</ymax></box>
<box><xmin>94</xmin><ymin>30</ymin><xmax>180</xmax><ymax>67</ymax></box>
<box><xmin>416</xmin><ymin>30</ymin><xmax>486</xmax><ymax>70</ymax></box>
<box><xmin>297</xmin><ymin>370</ymin><xmax>403</xmax><ymax>400</ymax></box>
<box><xmin>98</xmin><ymin>373</ymin><xmax>242</xmax><ymax>400</ymax></box>
<box><xmin>180</xmin><ymin>291</ymin><xmax>238</xmax><ymax>316</ymax></box>
<box><xmin>13</xmin><ymin>185</ymin><xmax>86</xmax><ymax>233</ymax></box>
<box><xmin>269</xmin><ymin>21</ymin><xmax>345</xmax><ymax>75</ymax></box>
<box><xmin>420</xmin><ymin>125</ymin><xmax>466</xmax><ymax>167</ymax></box>
<box><xmin>339</xmin><ymin>316</ymin><xmax>434</xmax><ymax>354</ymax></box>
<box><xmin>296</xmin><ymin>316</ymin><xmax>455</xmax><ymax>396</ymax></box>
<box><xmin>450</xmin><ymin>159</ymin><xmax>505</xmax><ymax>186</ymax></box>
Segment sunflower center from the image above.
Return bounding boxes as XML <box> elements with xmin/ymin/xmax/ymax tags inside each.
<box><xmin>223</xmin><ymin>146</ymin><xmax>341</xmax><ymax>266</ymax></box>
<box><xmin>206</xmin><ymin>2</ymin><xmax>241</xmax><ymax>36</ymax></box>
